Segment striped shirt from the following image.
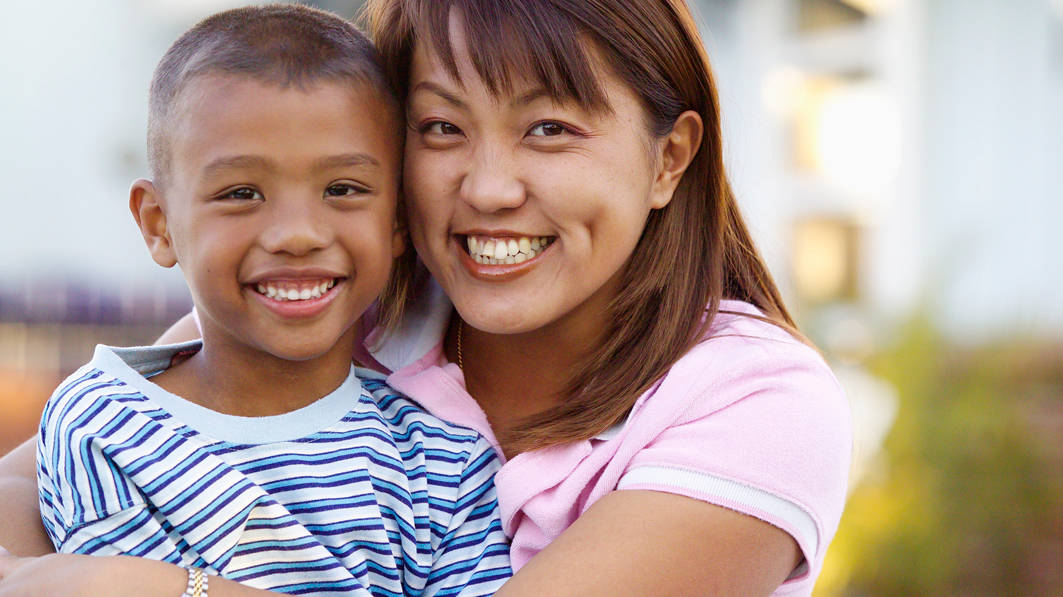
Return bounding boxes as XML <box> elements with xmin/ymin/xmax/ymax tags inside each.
<box><xmin>37</xmin><ymin>342</ymin><xmax>511</xmax><ymax>596</ymax></box>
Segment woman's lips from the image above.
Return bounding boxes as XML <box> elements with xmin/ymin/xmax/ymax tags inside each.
<box><xmin>463</xmin><ymin>234</ymin><xmax>556</xmax><ymax>265</ymax></box>
<box><xmin>456</xmin><ymin>234</ymin><xmax>556</xmax><ymax>280</ymax></box>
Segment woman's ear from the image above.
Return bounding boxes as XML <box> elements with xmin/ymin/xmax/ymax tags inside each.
<box><xmin>649</xmin><ymin>110</ymin><xmax>704</xmax><ymax>210</ymax></box>
<box><xmin>392</xmin><ymin>195</ymin><xmax>409</xmax><ymax>259</ymax></box>
<box><xmin>129</xmin><ymin>179</ymin><xmax>178</xmax><ymax>268</ymax></box>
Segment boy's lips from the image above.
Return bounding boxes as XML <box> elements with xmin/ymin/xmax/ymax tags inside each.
<box><xmin>252</xmin><ymin>278</ymin><xmax>338</xmax><ymax>302</ymax></box>
<box><xmin>243</xmin><ymin>272</ymin><xmax>347</xmax><ymax>318</ymax></box>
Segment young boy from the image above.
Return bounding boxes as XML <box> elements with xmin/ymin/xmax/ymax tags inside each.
<box><xmin>35</xmin><ymin>5</ymin><xmax>510</xmax><ymax>596</ymax></box>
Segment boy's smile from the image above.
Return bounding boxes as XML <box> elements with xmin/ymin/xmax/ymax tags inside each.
<box><xmin>132</xmin><ymin>74</ymin><xmax>402</xmax><ymax>413</ymax></box>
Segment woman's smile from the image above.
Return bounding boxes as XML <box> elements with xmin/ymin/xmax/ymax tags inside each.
<box><xmin>463</xmin><ymin>234</ymin><xmax>557</xmax><ymax>265</ymax></box>
<box><xmin>404</xmin><ymin>22</ymin><xmax>666</xmax><ymax>336</ymax></box>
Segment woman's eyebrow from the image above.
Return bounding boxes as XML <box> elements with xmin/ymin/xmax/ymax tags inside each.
<box><xmin>410</xmin><ymin>81</ymin><xmax>466</xmax><ymax>109</ymax></box>
<box><xmin>510</xmin><ymin>88</ymin><xmax>551</xmax><ymax>108</ymax></box>
<box><xmin>410</xmin><ymin>80</ymin><xmax>552</xmax><ymax>110</ymax></box>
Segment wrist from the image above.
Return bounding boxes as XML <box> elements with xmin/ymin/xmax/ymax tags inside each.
<box><xmin>108</xmin><ymin>556</ymin><xmax>189</xmax><ymax>596</ymax></box>
<box><xmin>182</xmin><ymin>566</ymin><xmax>210</xmax><ymax>597</ymax></box>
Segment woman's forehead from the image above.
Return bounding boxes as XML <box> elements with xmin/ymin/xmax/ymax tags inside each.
<box><xmin>407</xmin><ymin>2</ymin><xmax>611</xmax><ymax>110</ymax></box>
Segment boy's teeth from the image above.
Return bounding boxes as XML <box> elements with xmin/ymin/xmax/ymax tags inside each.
<box><xmin>254</xmin><ymin>278</ymin><xmax>337</xmax><ymax>302</ymax></box>
<box><xmin>465</xmin><ymin>235</ymin><xmax>555</xmax><ymax>265</ymax></box>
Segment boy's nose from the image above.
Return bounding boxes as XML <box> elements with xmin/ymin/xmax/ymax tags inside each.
<box><xmin>259</xmin><ymin>200</ymin><xmax>331</xmax><ymax>256</ymax></box>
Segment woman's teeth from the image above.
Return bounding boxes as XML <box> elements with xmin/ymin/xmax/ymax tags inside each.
<box><xmin>466</xmin><ymin>235</ymin><xmax>555</xmax><ymax>265</ymax></box>
<box><xmin>255</xmin><ymin>279</ymin><xmax>336</xmax><ymax>302</ymax></box>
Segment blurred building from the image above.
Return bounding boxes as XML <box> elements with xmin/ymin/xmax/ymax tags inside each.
<box><xmin>2</xmin><ymin>0</ymin><xmax>1060</xmax><ymax>343</ymax></box>
<box><xmin>695</xmin><ymin>0</ymin><xmax>1063</xmax><ymax>344</ymax></box>
<box><xmin>0</xmin><ymin>0</ymin><xmax>1060</xmax><ymax>593</ymax></box>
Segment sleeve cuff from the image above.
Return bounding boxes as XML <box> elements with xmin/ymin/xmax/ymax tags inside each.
<box><xmin>618</xmin><ymin>464</ymin><xmax>818</xmax><ymax>578</ymax></box>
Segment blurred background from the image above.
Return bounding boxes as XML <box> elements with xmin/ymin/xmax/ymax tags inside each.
<box><xmin>1</xmin><ymin>0</ymin><xmax>1061</xmax><ymax>594</ymax></box>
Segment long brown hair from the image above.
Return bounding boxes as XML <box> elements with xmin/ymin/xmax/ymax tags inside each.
<box><xmin>363</xmin><ymin>0</ymin><xmax>800</xmax><ymax>453</ymax></box>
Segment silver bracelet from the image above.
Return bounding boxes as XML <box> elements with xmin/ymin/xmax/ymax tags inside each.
<box><xmin>182</xmin><ymin>567</ymin><xmax>209</xmax><ymax>597</ymax></box>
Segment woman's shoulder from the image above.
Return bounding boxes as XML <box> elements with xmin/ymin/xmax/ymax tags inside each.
<box><xmin>619</xmin><ymin>301</ymin><xmax>852</xmax><ymax>568</ymax></box>
<box><xmin>659</xmin><ymin>300</ymin><xmax>843</xmax><ymax>409</ymax></box>
<box><xmin>628</xmin><ymin>299</ymin><xmax>851</xmax><ymax>487</ymax></box>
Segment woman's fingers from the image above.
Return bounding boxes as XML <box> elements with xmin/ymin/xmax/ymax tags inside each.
<box><xmin>0</xmin><ymin>551</ymin><xmax>28</xmax><ymax>582</ymax></box>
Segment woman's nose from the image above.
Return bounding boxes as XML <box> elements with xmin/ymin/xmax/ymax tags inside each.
<box><xmin>458</xmin><ymin>145</ymin><xmax>526</xmax><ymax>213</ymax></box>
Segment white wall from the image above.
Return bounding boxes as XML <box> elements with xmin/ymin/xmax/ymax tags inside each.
<box><xmin>0</xmin><ymin>0</ymin><xmax>256</xmax><ymax>291</ymax></box>
<box><xmin>922</xmin><ymin>0</ymin><xmax>1063</xmax><ymax>339</ymax></box>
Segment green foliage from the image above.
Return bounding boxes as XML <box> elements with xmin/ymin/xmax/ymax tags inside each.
<box><xmin>820</xmin><ymin>314</ymin><xmax>1063</xmax><ymax>596</ymax></box>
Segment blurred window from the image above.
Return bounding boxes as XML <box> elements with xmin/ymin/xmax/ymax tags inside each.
<box><xmin>791</xmin><ymin>216</ymin><xmax>860</xmax><ymax>304</ymax></box>
<box><xmin>796</xmin><ymin>0</ymin><xmax>869</xmax><ymax>33</ymax></box>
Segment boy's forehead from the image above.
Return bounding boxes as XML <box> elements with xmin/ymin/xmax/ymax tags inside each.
<box><xmin>164</xmin><ymin>73</ymin><xmax>401</xmax><ymax>179</ymax></box>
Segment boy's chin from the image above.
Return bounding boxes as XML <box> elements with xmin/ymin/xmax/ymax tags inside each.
<box><xmin>260</xmin><ymin>341</ymin><xmax>346</xmax><ymax>363</ymax></box>
<box><xmin>243</xmin><ymin>329</ymin><xmax>353</xmax><ymax>364</ymax></box>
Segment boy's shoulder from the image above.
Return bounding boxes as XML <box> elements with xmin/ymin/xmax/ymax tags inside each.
<box><xmin>353</xmin><ymin>366</ymin><xmax>491</xmax><ymax>449</ymax></box>
<box><xmin>42</xmin><ymin>342</ymin><xmax>195</xmax><ymax>425</ymax></box>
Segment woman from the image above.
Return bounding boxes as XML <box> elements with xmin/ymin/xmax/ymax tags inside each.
<box><xmin>0</xmin><ymin>0</ymin><xmax>850</xmax><ymax>595</ymax></box>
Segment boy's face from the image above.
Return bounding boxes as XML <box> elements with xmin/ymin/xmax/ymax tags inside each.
<box><xmin>137</xmin><ymin>75</ymin><xmax>403</xmax><ymax>363</ymax></box>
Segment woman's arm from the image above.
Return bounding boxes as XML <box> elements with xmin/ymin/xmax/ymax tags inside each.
<box><xmin>156</xmin><ymin>312</ymin><xmax>201</xmax><ymax>344</ymax></box>
<box><xmin>0</xmin><ymin>552</ymin><xmax>275</xmax><ymax>597</ymax></box>
<box><xmin>0</xmin><ymin>440</ymin><xmax>52</xmax><ymax>556</ymax></box>
<box><xmin>496</xmin><ymin>490</ymin><xmax>799</xmax><ymax>597</ymax></box>
<box><xmin>0</xmin><ymin>312</ymin><xmax>201</xmax><ymax>556</ymax></box>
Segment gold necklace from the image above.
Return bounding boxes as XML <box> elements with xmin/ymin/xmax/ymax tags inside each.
<box><xmin>456</xmin><ymin>318</ymin><xmax>464</xmax><ymax>371</ymax></box>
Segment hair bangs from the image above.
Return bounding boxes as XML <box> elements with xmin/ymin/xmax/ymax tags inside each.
<box><xmin>411</xmin><ymin>0</ymin><xmax>609</xmax><ymax>110</ymax></box>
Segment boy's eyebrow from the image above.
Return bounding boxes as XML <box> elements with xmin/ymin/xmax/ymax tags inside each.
<box><xmin>314</xmin><ymin>153</ymin><xmax>381</xmax><ymax>170</ymax></box>
<box><xmin>200</xmin><ymin>153</ymin><xmax>380</xmax><ymax>179</ymax></box>
<box><xmin>201</xmin><ymin>155</ymin><xmax>276</xmax><ymax>179</ymax></box>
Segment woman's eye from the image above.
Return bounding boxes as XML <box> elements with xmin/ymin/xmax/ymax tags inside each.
<box><xmin>528</xmin><ymin>122</ymin><xmax>567</xmax><ymax>137</ymax></box>
<box><xmin>325</xmin><ymin>183</ymin><xmax>369</xmax><ymax>197</ymax></box>
<box><xmin>218</xmin><ymin>187</ymin><xmax>263</xmax><ymax>200</ymax></box>
<box><xmin>424</xmin><ymin>121</ymin><xmax>462</xmax><ymax>135</ymax></box>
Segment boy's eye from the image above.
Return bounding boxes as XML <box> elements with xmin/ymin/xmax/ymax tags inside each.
<box><xmin>528</xmin><ymin>121</ymin><xmax>568</xmax><ymax>137</ymax></box>
<box><xmin>218</xmin><ymin>187</ymin><xmax>263</xmax><ymax>201</ymax></box>
<box><xmin>325</xmin><ymin>183</ymin><xmax>370</xmax><ymax>197</ymax></box>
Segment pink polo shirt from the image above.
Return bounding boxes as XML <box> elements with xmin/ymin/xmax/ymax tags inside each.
<box><xmin>368</xmin><ymin>287</ymin><xmax>851</xmax><ymax>596</ymax></box>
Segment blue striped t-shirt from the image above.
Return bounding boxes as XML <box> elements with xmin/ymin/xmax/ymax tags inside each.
<box><xmin>37</xmin><ymin>342</ymin><xmax>511</xmax><ymax>596</ymax></box>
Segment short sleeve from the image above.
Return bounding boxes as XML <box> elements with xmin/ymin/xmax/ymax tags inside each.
<box><xmin>616</xmin><ymin>338</ymin><xmax>851</xmax><ymax>581</ymax></box>
<box><xmin>424</xmin><ymin>436</ymin><xmax>512</xmax><ymax>596</ymax></box>
<box><xmin>35</xmin><ymin>369</ymin><xmax>175</xmax><ymax>557</ymax></box>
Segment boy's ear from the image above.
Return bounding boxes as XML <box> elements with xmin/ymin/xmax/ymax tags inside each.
<box><xmin>129</xmin><ymin>179</ymin><xmax>178</xmax><ymax>268</ymax></box>
<box><xmin>649</xmin><ymin>110</ymin><xmax>704</xmax><ymax>210</ymax></box>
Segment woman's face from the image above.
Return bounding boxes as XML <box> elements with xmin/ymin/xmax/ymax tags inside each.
<box><xmin>403</xmin><ymin>26</ymin><xmax>675</xmax><ymax>337</ymax></box>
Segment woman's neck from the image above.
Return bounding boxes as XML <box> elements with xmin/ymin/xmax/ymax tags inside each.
<box><xmin>444</xmin><ymin>311</ymin><xmax>603</xmax><ymax>442</ymax></box>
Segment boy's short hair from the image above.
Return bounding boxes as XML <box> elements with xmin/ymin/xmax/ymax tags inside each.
<box><xmin>148</xmin><ymin>3</ymin><xmax>412</xmax><ymax>335</ymax></box>
<box><xmin>147</xmin><ymin>3</ymin><xmax>398</xmax><ymax>185</ymax></box>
